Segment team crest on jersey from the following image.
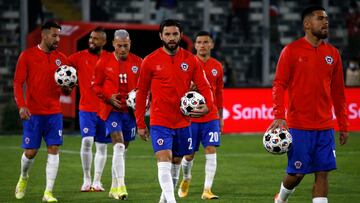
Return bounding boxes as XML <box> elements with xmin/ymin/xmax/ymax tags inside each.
<box><xmin>180</xmin><ymin>63</ymin><xmax>189</xmax><ymax>71</ymax></box>
<box><xmin>325</xmin><ymin>56</ymin><xmax>334</xmax><ymax>65</ymax></box>
<box><xmin>211</xmin><ymin>68</ymin><xmax>218</xmax><ymax>76</ymax></box>
<box><xmin>25</xmin><ymin>137</ymin><xmax>30</xmax><ymax>144</ymax></box>
<box><xmin>294</xmin><ymin>161</ymin><xmax>302</xmax><ymax>169</ymax></box>
<box><xmin>55</xmin><ymin>59</ymin><xmax>62</xmax><ymax>66</ymax></box>
<box><xmin>157</xmin><ymin>139</ymin><xmax>164</xmax><ymax>146</ymax></box>
<box><xmin>83</xmin><ymin>128</ymin><xmax>89</xmax><ymax>134</ymax></box>
<box><xmin>131</xmin><ymin>66</ymin><xmax>139</xmax><ymax>73</ymax></box>
<box><xmin>111</xmin><ymin>122</ymin><xmax>118</xmax><ymax>128</ymax></box>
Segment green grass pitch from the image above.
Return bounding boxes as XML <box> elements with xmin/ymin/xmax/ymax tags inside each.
<box><xmin>0</xmin><ymin>133</ymin><xmax>359</xmax><ymax>203</ymax></box>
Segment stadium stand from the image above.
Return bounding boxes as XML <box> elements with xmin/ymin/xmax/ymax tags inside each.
<box><xmin>0</xmin><ymin>0</ymin><xmax>352</xmax><ymax>103</ymax></box>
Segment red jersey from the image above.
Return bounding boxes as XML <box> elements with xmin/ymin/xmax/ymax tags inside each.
<box><xmin>273</xmin><ymin>37</ymin><xmax>348</xmax><ymax>132</ymax></box>
<box><xmin>68</xmin><ymin>50</ymin><xmax>110</xmax><ymax>112</ymax></box>
<box><xmin>13</xmin><ymin>46</ymin><xmax>68</xmax><ymax>115</ymax></box>
<box><xmin>191</xmin><ymin>56</ymin><xmax>224</xmax><ymax>123</ymax></box>
<box><xmin>135</xmin><ymin>48</ymin><xmax>214</xmax><ymax>129</ymax></box>
<box><xmin>91</xmin><ymin>52</ymin><xmax>142</xmax><ymax>120</ymax></box>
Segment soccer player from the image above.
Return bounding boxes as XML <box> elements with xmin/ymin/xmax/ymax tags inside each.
<box><xmin>68</xmin><ymin>28</ymin><xmax>111</xmax><ymax>192</ymax></box>
<box><xmin>13</xmin><ymin>21</ymin><xmax>73</xmax><ymax>202</ymax></box>
<box><xmin>268</xmin><ymin>6</ymin><xmax>349</xmax><ymax>203</ymax></box>
<box><xmin>91</xmin><ymin>29</ymin><xmax>142</xmax><ymax>200</ymax></box>
<box><xmin>135</xmin><ymin>19</ymin><xmax>214</xmax><ymax>203</ymax></box>
<box><xmin>178</xmin><ymin>31</ymin><xmax>223</xmax><ymax>200</ymax></box>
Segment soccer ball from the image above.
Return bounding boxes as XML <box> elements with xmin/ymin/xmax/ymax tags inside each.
<box><xmin>180</xmin><ymin>91</ymin><xmax>206</xmax><ymax>116</ymax></box>
<box><xmin>263</xmin><ymin>128</ymin><xmax>292</xmax><ymax>155</ymax></box>
<box><xmin>54</xmin><ymin>65</ymin><xmax>77</xmax><ymax>87</ymax></box>
<box><xmin>126</xmin><ymin>89</ymin><xmax>149</xmax><ymax>110</ymax></box>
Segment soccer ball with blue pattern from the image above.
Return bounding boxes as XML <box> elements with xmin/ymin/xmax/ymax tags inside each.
<box><xmin>180</xmin><ymin>91</ymin><xmax>206</xmax><ymax>116</ymax></box>
<box><xmin>54</xmin><ymin>65</ymin><xmax>77</xmax><ymax>87</ymax></box>
<box><xmin>263</xmin><ymin>128</ymin><xmax>292</xmax><ymax>155</ymax></box>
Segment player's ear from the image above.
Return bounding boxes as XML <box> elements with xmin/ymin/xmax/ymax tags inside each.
<box><xmin>159</xmin><ymin>32</ymin><xmax>163</xmax><ymax>41</ymax></box>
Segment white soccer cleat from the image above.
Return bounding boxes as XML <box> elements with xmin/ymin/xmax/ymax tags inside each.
<box><xmin>42</xmin><ymin>191</ymin><xmax>58</xmax><ymax>202</ymax></box>
<box><xmin>80</xmin><ymin>182</ymin><xmax>92</xmax><ymax>192</ymax></box>
<box><xmin>15</xmin><ymin>176</ymin><xmax>28</xmax><ymax>199</ymax></box>
<box><xmin>159</xmin><ymin>192</ymin><xmax>167</xmax><ymax>203</ymax></box>
<box><xmin>274</xmin><ymin>193</ymin><xmax>288</xmax><ymax>203</ymax></box>
<box><xmin>91</xmin><ymin>183</ymin><xmax>105</xmax><ymax>192</ymax></box>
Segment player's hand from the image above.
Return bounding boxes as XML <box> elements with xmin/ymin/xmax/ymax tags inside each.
<box><xmin>108</xmin><ymin>93</ymin><xmax>122</xmax><ymax>109</ymax></box>
<box><xmin>189</xmin><ymin>82</ymin><xmax>198</xmax><ymax>91</ymax></box>
<box><xmin>189</xmin><ymin>104</ymin><xmax>209</xmax><ymax>118</ymax></box>
<box><xmin>61</xmin><ymin>85</ymin><xmax>74</xmax><ymax>95</ymax></box>
<box><xmin>19</xmin><ymin>107</ymin><xmax>31</xmax><ymax>120</ymax></box>
<box><xmin>138</xmin><ymin>128</ymin><xmax>149</xmax><ymax>141</ymax></box>
<box><xmin>339</xmin><ymin>132</ymin><xmax>349</xmax><ymax>145</ymax></box>
<box><xmin>219</xmin><ymin>118</ymin><xmax>224</xmax><ymax>132</ymax></box>
<box><xmin>267</xmin><ymin>119</ymin><xmax>288</xmax><ymax>132</ymax></box>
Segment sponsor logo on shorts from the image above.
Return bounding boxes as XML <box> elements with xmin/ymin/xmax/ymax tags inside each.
<box><xmin>111</xmin><ymin>122</ymin><xmax>118</xmax><ymax>127</ymax></box>
<box><xmin>25</xmin><ymin>137</ymin><xmax>30</xmax><ymax>144</ymax></box>
<box><xmin>294</xmin><ymin>161</ymin><xmax>302</xmax><ymax>169</ymax></box>
<box><xmin>83</xmin><ymin>128</ymin><xmax>89</xmax><ymax>134</ymax></box>
<box><xmin>157</xmin><ymin>139</ymin><xmax>164</xmax><ymax>146</ymax></box>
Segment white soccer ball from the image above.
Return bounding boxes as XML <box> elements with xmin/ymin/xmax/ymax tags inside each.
<box><xmin>54</xmin><ymin>65</ymin><xmax>77</xmax><ymax>87</ymax></box>
<box><xmin>263</xmin><ymin>128</ymin><xmax>292</xmax><ymax>155</ymax></box>
<box><xmin>126</xmin><ymin>89</ymin><xmax>149</xmax><ymax>110</ymax></box>
<box><xmin>180</xmin><ymin>91</ymin><xmax>206</xmax><ymax>116</ymax></box>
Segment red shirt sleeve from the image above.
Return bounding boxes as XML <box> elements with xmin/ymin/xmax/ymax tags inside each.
<box><xmin>68</xmin><ymin>52</ymin><xmax>79</xmax><ymax>69</ymax></box>
<box><xmin>272</xmin><ymin>46</ymin><xmax>291</xmax><ymax>120</ymax></box>
<box><xmin>135</xmin><ymin>59</ymin><xmax>152</xmax><ymax>129</ymax></box>
<box><xmin>91</xmin><ymin>57</ymin><xmax>112</xmax><ymax>102</ymax></box>
<box><xmin>13</xmin><ymin>51</ymin><xmax>27</xmax><ymax>108</ymax></box>
<box><xmin>331</xmin><ymin>50</ymin><xmax>349</xmax><ymax>132</ymax></box>
<box><xmin>192</xmin><ymin>58</ymin><xmax>214</xmax><ymax>111</ymax></box>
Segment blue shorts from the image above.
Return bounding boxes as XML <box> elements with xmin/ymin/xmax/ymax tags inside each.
<box><xmin>191</xmin><ymin>120</ymin><xmax>221</xmax><ymax>151</ymax></box>
<box><xmin>79</xmin><ymin>111</ymin><xmax>111</xmax><ymax>143</ymax></box>
<box><xmin>287</xmin><ymin>128</ymin><xmax>336</xmax><ymax>174</ymax></box>
<box><xmin>22</xmin><ymin>114</ymin><xmax>63</xmax><ymax>149</ymax></box>
<box><xmin>150</xmin><ymin>125</ymin><xmax>194</xmax><ymax>157</ymax></box>
<box><xmin>105</xmin><ymin>111</ymin><xmax>136</xmax><ymax>142</ymax></box>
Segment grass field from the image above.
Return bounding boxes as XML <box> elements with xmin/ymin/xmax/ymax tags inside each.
<box><xmin>0</xmin><ymin>133</ymin><xmax>359</xmax><ymax>203</ymax></box>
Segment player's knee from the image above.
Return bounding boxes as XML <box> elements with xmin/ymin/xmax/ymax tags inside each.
<box><xmin>184</xmin><ymin>154</ymin><xmax>195</xmax><ymax>161</ymax></box>
<box><xmin>82</xmin><ymin>136</ymin><xmax>94</xmax><ymax>148</ymax></box>
<box><xmin>24</xmin><ymin>149</ymin><xmax>38</xmax><ymax>159</ymax></box>
<box><xmin>156</xmin><ymin>150</ymin><xmax>172</xmax><ymax>162</ymax></box>
<box><xmin>204</xmin><ymin>146</ymin><xmax>216</xmax><ymax>154</ymax></box>
<box><xmin>47</xmin><ymin>145</ymin><xmax>60</xmax><ymax>154</ymax></box>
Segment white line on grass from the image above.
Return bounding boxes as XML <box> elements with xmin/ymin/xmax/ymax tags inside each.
<box><xmin>1</xmin><ymin>146</ymin><xmax>359</xmax><ymax>159</ymax></box>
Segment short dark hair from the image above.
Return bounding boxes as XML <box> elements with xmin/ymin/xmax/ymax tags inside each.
<box><xmin>301</xmin><ymin>5</ymin><xmax>326</xmax><ymax>22</ymax></box>
<box><xmin>159</xmin><ymin>19</ymin><xmax>183</xmax><ymax>33</ymax></box>
<box><xmin>195</xmin><ymin>31</ymin><xmax>213</xmax><ymax>40</ymax></box>
<box><xmin>41</xmin><ymin>21</ymin><xmax>61</xmax><ymax>30</ymax></box>
<box><xmin>93</xmin><ymin>27</ymin><xmax>107</xmax><ymax>39</ymax></box>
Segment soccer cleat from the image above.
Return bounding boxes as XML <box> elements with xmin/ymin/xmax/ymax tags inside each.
<box><xmin>159</xmin><ymin>192</ymin><xmax>167</xmax><ymax>203</ymax></box>
<box><xmin>15</xmin><ymin>176</ymin><xmax>28</xmax><ymax>199</ymax></box>
<box><xmin>91</xmin><ymin>183</ymin><xmax>105</xmax><ymax>192</ymax></box>
<box><xmin>109</xmin><ymin>187</ymin><xmax>120</xmax><ymax>200</ymax></box>
<box><xmin>80</xmin><ymin>182</ymin><xmax>92</xmax><ymax>192</ymax></box>
<box><xmin>201</xmin><ymin>189</ymin><xmax>219</xmax><ymax>200</ymax></box>
<box><xmin>42</xmin><ymin>191</ymin><xmax>58</xmax><ymax>202</ymax></box>
<box><xmin>177</xmin><ymin>179</ymin><xmax>190</xmax><ymax>198</ymax></box>
<box><xmin>118</xmin><ymin>186</ymin><xmax>128</xmax><ymax>200</ymax></box>
<box><xmin>274</xmin><ymin>193</ymin><xmax>288</xmax><ymax>203</ymax></box>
